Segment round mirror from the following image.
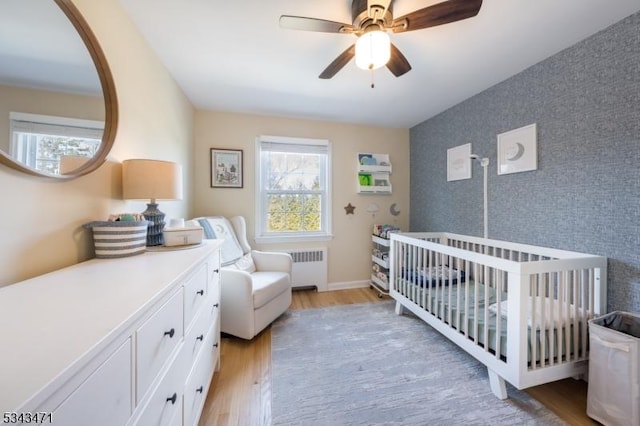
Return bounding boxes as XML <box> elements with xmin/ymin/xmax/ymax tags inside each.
<box><xmin>0</xmin><ymin>0</ymin><xmax>117</xmax><ymax>179</ymax></box>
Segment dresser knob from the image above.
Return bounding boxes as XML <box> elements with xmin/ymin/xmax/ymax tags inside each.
<box><xmin>213</xmin><ymin>303</ymin><xmax>219</xmax><ymax>308</ymax></box>
<box><xmin>213</xmin><ymin>269</ymin><xmax>220</xmax><ymax>273</ymax></box>
<box><xmin>196</xmin><ymin>386</ymin><xmax>204</xmax><ymax>394</ymax></box>
<box><xmin>213</xmin><ymin>342</ymin><xmax>219</xmax><ymax>348</ymax></box>
<box><xmin>164</xmin><ymin>328</ymin><xmax>175</xmax><ymax>338</ymax></box>
<box><xmin>196</xmin><ymin>334</ymin><xmax>204</xmax><ymax>341</ymax></box>
<box><xmin>166</xmin><ymin>393</ymin><xmax>177</xmax><ymax>405</ymax></box>
<box><xmin>197</xmin><ymin>289</ymin><xmax>204</xmax><ymax>296</ymax></box>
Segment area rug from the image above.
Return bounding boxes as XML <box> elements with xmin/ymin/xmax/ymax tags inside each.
<box><xmin>271</xmin><ymin>301</ymin><xmax>566</xmax><ymax>426</ymax></box>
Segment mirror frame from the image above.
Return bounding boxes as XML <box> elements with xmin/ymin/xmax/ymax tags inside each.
<box><xmin>0</xmin><ymin>0</ymin><xmax>118</xmax><ymax>179</ymax></box>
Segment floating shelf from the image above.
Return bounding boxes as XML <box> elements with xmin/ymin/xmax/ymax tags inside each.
<box><xmin>357</xmin><ymin>153</ymin><xmax>392</xmax><ymax>194</ymax></box>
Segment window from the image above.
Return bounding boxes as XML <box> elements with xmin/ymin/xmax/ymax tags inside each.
<box><xmin>10</xmin><ymin>112</ymin><xmax>103</xmax><ymax>175</ymax></box>
<box><xmin>256</xmin><ymin>135</ymin><xmax>332</xmax><ymax>243</ymax></box>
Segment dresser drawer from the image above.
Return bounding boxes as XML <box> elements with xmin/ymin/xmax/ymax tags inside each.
<box><xmin>184</xmin><ymin>263</ymin><xmax>208</xmax><ymax>330</ymax></box>
<box><xmin>136</xmin><ymin>289</ymin><xmax>184</xmax><ymax>402</ymax></box>
<box><xmin>210</xmin><ymin>297</ymin><xmax>220</xmax><ymax>334</ymax></box>
<box><xmin>184</xmin><ymin>299</ymin><xmax>219</xmax><ymax>370</ymax></box>
<box><xmin>208</xmin><ymin>251</ymin><xmax>221</xmax><ymax>294</ymax></box>
<box><xmin>167</xmin><ymin>404</ymin><xmax>184</xmax><ymax>426</ymax></box>
<box><xmin>136</xmin><ymin>349</ymin><xmax>186</xmax><ymax>426</ymax></box>
<box><xmin>183</xmin><ymin>329</ymin><xmax>218</xmax><ymax>426</ymax></box>
<box><xmin>53</xmin><ymin>339</ymin><xmax>131</xmax><ymax>426</ymax></box>
<box><xmin>208</xmin><ymin>253</ymin><xmax>221</xmax><ymax>318</ymax></box>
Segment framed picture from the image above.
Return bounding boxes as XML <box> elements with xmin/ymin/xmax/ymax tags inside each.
<box><xmin>447</xmin><ymin>143</ymin><xmax>472</xmax><ymax>181</ymax></box>
<box><xmin>497</xmin><ymin>123</ymin><xmax>537</xmax><ymax>175</ymax></box>
<box><xmin>211</xmin><ymin>148</ymin><xmax>243</xmax><ymax>188</ymax></box>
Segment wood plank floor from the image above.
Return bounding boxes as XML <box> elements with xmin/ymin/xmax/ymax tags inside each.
<box><xmin>198</xmin><ymin>288</ymin><xmax>597</xmax><ymax>425</ymax></box>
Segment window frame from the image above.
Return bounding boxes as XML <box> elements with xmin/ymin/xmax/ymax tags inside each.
<box><xmin>9</xmin><ymin>112</ymin><xmax>104</xmax><ymax>174</ymax></box>
<box><xmin>255</xmin><ymin>135</ymin><xmax>333</xmax><ymax>244</ymax></box>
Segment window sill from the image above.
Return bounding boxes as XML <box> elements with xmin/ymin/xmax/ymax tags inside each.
<box><xmin>255</xmin><ymin>233</ymin><xmax>334</xmax><ymax>244</ymax></box>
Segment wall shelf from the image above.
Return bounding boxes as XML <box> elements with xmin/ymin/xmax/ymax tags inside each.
<box><xmin>371</xmin><ymin>234</ymin><xmax>390</xmax><ymax>295</ymax></box>
<box><xmin>357</xmin><ymin>153</ymin><xmax>392</xmax><ymax>194</ymax></box>
<box><xmin>370</xmin><ymin>225</ymin><xmax>400</xmax><ymax>296</ymax></box>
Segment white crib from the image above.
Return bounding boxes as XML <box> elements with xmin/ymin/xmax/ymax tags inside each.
<box><xmin>389</xmin><ymin>232</ymin><xmax>607</xmax><ymax>399</ymax></box>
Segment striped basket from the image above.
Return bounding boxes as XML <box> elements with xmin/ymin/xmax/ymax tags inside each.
<box><xmin>84</xmin><ymin>221</ymin><xmax>149</xmax><ymax>259</ymax></box>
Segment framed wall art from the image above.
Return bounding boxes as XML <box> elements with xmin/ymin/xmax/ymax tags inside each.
<box><xmin>447</xmin><ymin>143</ymin><xmax>472</xmax><ymax>181</ymax></box>
<box><xmin>497</xmin><ymin>123</ymin><xmax>537</xmax><ymax>175</ymax></box>
<box><xmin>211</xmin><ymin>148</ymin><xmax>243</xmax><ymax>188</ymax></box>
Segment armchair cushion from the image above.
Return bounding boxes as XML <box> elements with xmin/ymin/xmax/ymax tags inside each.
<box><xmin>230</xmin><ymin>253</ymin><xmax>256</xmax><ymax>274</ymax></box>
<box><xmin>194</xmin><ymin>216</ymin><xmax>243</xmax><ymax>265</ymax></box>
<box><xmin>251</xmin><ymin>272</ymin><xmax>290</xmax><ymax>309</ymax></box>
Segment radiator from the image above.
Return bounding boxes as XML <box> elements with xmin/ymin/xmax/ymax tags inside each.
<box><xmin>279</xmin><ymin>248</ymin><xmax>328</xmax><ymax>291</ymax></box>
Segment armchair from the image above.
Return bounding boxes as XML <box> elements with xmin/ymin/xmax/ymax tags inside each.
<box><xmin>190</xmin><ymin>216</ymin><xmax>292</xmax><ymax>340</ymax></box>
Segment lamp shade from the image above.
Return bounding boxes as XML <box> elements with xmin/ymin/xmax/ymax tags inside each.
<box><xmin>355</xmin><ymin>30</ymin><xmax>391</xmax><ymax>70</ymax></box>
<box><xmin>122</xmin><ymin>159</ymin><xmax>183</xmax><ymax>201</ymax></box>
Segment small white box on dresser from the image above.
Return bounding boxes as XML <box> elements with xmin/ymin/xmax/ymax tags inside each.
<box><xmin>163</xmin><ymin>226</ymin><xmax>204</xmax><ymax>246</ymax></box>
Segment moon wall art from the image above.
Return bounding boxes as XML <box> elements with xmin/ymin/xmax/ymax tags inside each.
<box><xmin>497</xmin><ymin>123</ymin><xmax>537</xmax><ymax>175</ymax></box>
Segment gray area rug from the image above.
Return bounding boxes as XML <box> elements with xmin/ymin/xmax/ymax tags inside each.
<box><xmin>271</xmin><ymin>301</ymin><xmax>566</xmax><ymax>426</ymax></box>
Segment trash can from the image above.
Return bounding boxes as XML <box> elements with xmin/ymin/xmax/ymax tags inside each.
<box><xmin>587</xmin><ymin>311</ymin><xmax>640</xmax><ymax>426</ymax></box>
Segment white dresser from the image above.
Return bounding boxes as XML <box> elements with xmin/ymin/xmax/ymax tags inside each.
<box><xmin>0</xmin><ymin>240</ymin><xmax>222</xmax><ymax>426</ymax></box>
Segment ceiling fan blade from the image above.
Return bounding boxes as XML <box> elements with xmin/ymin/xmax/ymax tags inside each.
<box><xmin>391</xmin><ymin>0</ymin><xmax>482</xmax><ymax>33</ymax></box>
<box><xmin>280</xmin><ymin>15</ymin><xmax>353</xmax><ymax>33</ymax></box>
<box><xmin>386</xmin><ymin>43</ymin><xmax>411</xmax><ymax>77</ymax></box>
<box><xmin>319</xmin><ymin>44</ymin><xmax>356</xmax><ymax>79</ymax></box>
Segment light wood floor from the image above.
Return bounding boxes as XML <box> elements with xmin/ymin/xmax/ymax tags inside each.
<box><xmin>198</xmin><ymin>288</ymin><xmax>597</xmax><ymax>426</ymax></box>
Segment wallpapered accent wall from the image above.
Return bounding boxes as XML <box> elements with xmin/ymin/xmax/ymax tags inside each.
<box><xmin>409</xmin><ymin>12</ymin><xmax>639</xmax><ymax>312</ymax></box>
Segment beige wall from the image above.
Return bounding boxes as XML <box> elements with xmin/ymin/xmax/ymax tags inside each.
<box><xmin>0</xmin><ymin>0</ymin><xmax>410</xmax><ymax>290</ymax></box>
<box><xmin>194</xmin><ymin>111</ymin><xmax>410</xmax><ymax>288</ymax></box>
<box><xmin>0</xmin><ymin>85</ymin><xmax>104</xmax><ymax>153</ymax></box>
<box><xmin>0</xmin><ymin>0</ymin><xmax>194</xmax><ymax>287</ymax></box>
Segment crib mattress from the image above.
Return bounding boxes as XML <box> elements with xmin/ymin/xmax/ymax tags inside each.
<box><xmin>395</xmin><ymin>279</ymin><xmax>585</xmax><ymax>364</ymax></box>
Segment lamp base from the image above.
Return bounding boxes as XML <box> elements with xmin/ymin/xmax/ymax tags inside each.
<box><xmin>142</xmin><ymin>202</ymin><xmax>165</xmax><ymax>246</ymax></box>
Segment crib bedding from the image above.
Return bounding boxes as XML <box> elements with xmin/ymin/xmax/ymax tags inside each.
<box><xmin>396</xmin><ymin>278</ymin><xmax>508</xmax><ymax>356</ymax></box>
<box><xmin>400</xmin><ymin>265</ymin><xmax>465</xmax><ymax>287</ymax></box>
<box><xmin>395</xmin><ymin>278</ymin><xmax>586</xmax><ymax>364</ymax></box>
<box><xmin>488</xmin><ymin>298</ymin><xmax>585</xmax><ymax>330</ymax></box>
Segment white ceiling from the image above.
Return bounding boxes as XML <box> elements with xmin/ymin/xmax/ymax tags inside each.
<box><xmin>0</xmin><ymin>0</ymin><xmax>101</xmax><ymax>95</ymax></box>
<box><xmin>119</xmin><ymin>0</ymin><xmax>639</xmax><ymax>128</ymax></box>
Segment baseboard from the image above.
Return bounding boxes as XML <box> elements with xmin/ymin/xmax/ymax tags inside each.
<box><xmin>327</xmin><ymin>280</ymin><xmax>370</xmax><ymax>291</ymax></box>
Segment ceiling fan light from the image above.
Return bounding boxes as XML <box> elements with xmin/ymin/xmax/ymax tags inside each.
<box><xmin>355</xmin><ymin>30</ymin><xmax>390</xmax><ymax>70</ymax></box>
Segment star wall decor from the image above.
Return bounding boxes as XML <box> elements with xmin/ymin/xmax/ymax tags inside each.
<box><xmin>344</xmin><ymin>203</ymin><xmax>355</xmax><ymax>215</ymax></box>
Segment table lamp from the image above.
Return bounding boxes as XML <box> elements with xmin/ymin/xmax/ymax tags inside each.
<box><xmin>122</xmin><ymin>159</ymin><xmax>183</xmax><ymax>246</ymax></box>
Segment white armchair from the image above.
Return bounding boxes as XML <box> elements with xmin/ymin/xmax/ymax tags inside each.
<box><xmin>191</xmin><ymin>216</ymin><xmax>292</xmax><ymax>340</ymax></box>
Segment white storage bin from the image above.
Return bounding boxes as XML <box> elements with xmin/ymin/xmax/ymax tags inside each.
<box><xmin>587</xmin><ymin>311</ymin><xmax>640</xmax><ymax>426</ymax></box>
<box><xmin>163</xmin><ymin>226</ymin><xmax>203</xmax><ymax>247</ymax></box>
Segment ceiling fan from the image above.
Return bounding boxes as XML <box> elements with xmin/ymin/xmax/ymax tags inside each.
<box><xmin>280</xmin><ymin>0</ymin><xmax>483</xmax><ymax>79</ymax></box>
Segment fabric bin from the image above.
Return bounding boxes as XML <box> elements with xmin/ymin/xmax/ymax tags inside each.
<box><xmin>587</xmin><ymin>311</ymin><xmax>640</xmax><ymax>426</ymax></box>
<box><xmin>84</xmin><ymin>221</ymin><xmax>149</xmax><ymax>258</ymax></box>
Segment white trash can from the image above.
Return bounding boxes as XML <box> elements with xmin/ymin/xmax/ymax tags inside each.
<box><xmin>587</xmin><ymin>311</ymin><xmax>640</xmax><ymax>426</ymax></box>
